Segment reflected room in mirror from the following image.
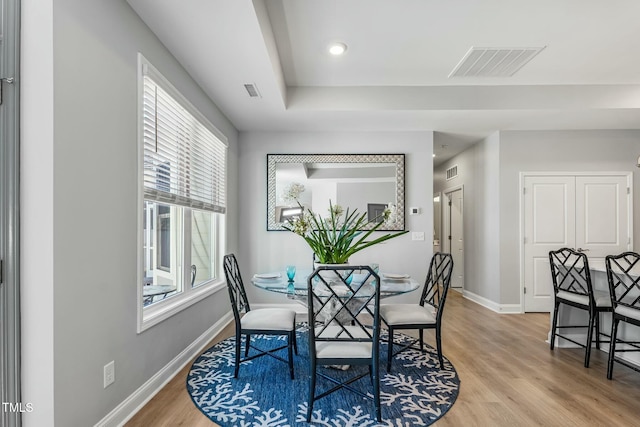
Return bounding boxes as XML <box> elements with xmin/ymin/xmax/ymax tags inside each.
<box><xmin>267</xmin><ymin>154</ymin><xmax>405</xmax><ymax>231</ymax></box>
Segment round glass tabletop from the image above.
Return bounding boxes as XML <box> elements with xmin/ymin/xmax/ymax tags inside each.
<box><xmin>251</xmin><ymin>268</ymin><xmax>420</xmax><ymax>298</ymax></box>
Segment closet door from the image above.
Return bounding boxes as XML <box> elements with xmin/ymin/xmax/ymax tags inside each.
<box><xmin>522</xmin><ymin>173</ymin><xmax>631</xmax><ymax>312</ymax></box>
<box><xmin>575</xmin><ymin>175</ymin><xmax>630</xmax><ymax>264</ymax></box>
<box><xmin>523</xmin><ymin>176</ymin><xmax>576</xmax><ymax>312</ymax></box>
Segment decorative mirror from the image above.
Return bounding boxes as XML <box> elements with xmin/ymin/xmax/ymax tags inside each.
<box><xmin>267</xmin><ymin>154</ymin><xmax>405</xmax><ymax>231</ymax></box>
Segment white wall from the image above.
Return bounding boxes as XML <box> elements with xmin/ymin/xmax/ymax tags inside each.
<box><xmin>238</xmin><ymin>131</ymin><xmax>434</xmax><ymax>306</ymax></box>
<box><xmin>435</xmin><ymin>129</ymin><xmax>640</xmax><ymax>309</ymax></box>
<box><xmin>22</xmin><ymin>0</ymin><xmax>239</xmax><ymax>425</ymax></box>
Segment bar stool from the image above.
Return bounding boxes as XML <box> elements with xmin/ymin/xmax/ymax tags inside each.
<box><xmin>549</xmin><ymin>247</ymin><xmax>612</xmax><ymax>367</ymax></box>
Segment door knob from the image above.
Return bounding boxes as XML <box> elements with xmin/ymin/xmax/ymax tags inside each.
<box><xmin>576</xmin><ymin>248</ymin><xmax>589</xmax><ymax>252</ymax></box>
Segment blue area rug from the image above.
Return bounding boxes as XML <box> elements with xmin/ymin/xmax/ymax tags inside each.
<box><xmin>187</xmin><ymin>324</ymin><xmax>459</xmax><ymax>426</ymax></box>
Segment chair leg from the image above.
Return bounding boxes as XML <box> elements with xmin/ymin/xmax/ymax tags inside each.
<box><xmin>234</xmin><ymin>333</ymin><xmax>241</xmax><ymax>379</ymax></box>
<box><xmin>584</xmin><ymin>311</ymin><xmax>595</xmax><ymax>368</ymax></box>
<box><xmin>372</xmin><ymin>360</ymin><xmax>381</xmax><ymax>421</ymax></box>
<box><xmin>436</xmin><ymin>327</ymin><xmax>444</xmax><ymax>369</ymax></box>
<box><xmin>244</xmin><ymin>334</ymin><xmax>250</xmax><ymax>357</ymax></box>
<box><xmin>419</xmin><ymin>329</ymin><xmax>424</xmax><ymax>352</ymax></box>
<box><xmin>595</xmin><ymin>311</ymin><xmax>601</xmax><ymax>349</ymax></box>
<box><xmin>288</xmin><ymin>331</ymin><xmax>294</xmax><ymax>380</ymax></box>
<box><xmin>550</xmin><ymin>302</ymin><xmax>560</xmax><ymax>350</ymax></box>
<box><xmin>387</xmin><ymin>327</ymin><xmax>394</xmax><ymax>372</ymax></box>
<box><xmin>307</xmin><ymin>359</ymin><xmax>316</xmax><ymax>422</ymax></box>
<box><xmin>607</xmin><ymin>318</ymin><xmax>619</xmax><ymax>380</ymax></box>
<box><xmin>293</xmin><ymin>330</ymin><xmax>298</xmax><ymax>355</ymax></box>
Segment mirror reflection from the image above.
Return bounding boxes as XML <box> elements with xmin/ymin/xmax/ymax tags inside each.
<box><xmin>433</xmin><ymin>193</ymin><xmax>441</xmax><ymax>250</ymax></box>
<box><xmin>267</xmin><ymin>154</ymin><xmax>405</xmax><ymax>231</ymax></box>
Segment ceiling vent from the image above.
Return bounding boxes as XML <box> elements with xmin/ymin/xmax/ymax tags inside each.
<box><xmin>446</xmin><ymin>165</ymin><xmax>458</xmax><ymax>181</ymax></box>
<box><xmin>449</xmin><ymin>46</ymin><xmax>545</xmax><ymax>78</ymax></box>
<box><xmin>243</xmin><ymin>83</ymin><xmax>261</xmax><ymax>98</ymax></box>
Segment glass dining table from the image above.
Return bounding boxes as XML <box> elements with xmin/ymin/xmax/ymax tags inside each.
<box><xmin>251</xmin><ymin>268</ymin><xmax>421</xmax><ymax>299</ymax></box>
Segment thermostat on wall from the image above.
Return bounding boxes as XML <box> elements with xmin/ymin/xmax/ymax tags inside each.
<box><xmin>409</xmin><ymin>207</ymin><xmax>420</xmax><ymax>215</ymax></box>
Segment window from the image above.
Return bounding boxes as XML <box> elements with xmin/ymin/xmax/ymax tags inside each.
<box><xmin>138</xmin><ymin>54</ymin><xmax>227</xmax><ymax>331</ymax></box>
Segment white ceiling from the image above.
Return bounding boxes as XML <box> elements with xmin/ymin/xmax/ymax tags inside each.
<box><xmin>127</xmin><ymin>0</ymin><xmax>640</xmax><ymax>165</ymax></box>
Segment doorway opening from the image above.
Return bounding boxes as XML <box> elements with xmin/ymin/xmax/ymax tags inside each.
<box><xmin>443</xmin><ymin>187</ymin><xmax>464</xmax><ymax>291</ymax></box>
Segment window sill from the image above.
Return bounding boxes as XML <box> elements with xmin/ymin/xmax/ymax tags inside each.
<box><xmin>138</xmin><ymin>279</ymin><xmax>226</xmax><ymax>333</ymax></box>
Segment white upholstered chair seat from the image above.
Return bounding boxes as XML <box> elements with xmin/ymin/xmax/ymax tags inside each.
<box><xmin>315</xmin><ymin>325</ymin><xmax>372</xmax><ymax>359</ymax></box>
<box><xmin>241</xmin><ymin>308</ymin><xmax>296</xmax><ymax>331</ymax></box>
<box><xmin>556</xmin><ymin>290</ymin><xmax>611</xmax><ymax>308</ymax></box>
<box><xmin>615</xmin><ymin>305</ymin><xmax>640</xmax><ymax>322</ymax></box>
<box><xmin>380</xmin><ymin>303</ymin><xmax>436</xmax><ymax>326</ymax></box>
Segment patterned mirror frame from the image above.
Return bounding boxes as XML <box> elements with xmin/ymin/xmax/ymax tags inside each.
<box><xmin>267</xmin><ymin>153</ymin><xmax>405</xmax><ymax>231</ymax></box>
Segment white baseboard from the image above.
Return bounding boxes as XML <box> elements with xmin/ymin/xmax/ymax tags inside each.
<box><xmin>462</xmin><ymin>290</ymin><xmax>522</xmax><ymax>313</ymax></box>
<box><xmin>95</xmin><ymin>311</ymin><xmax>233</xmax><ymax>427</ymax></box>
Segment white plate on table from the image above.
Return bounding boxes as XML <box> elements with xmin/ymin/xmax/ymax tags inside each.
<box><xmin>253</xmin><ymin>272</ymin><xmax>281</xmax><ymax>280</ymax></box>
<box><xmin>382</xmin><ymin>272</ymin><xmax>410</xmax><ymax>280</ymax></box>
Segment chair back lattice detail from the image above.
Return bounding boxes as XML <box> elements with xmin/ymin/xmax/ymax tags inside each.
<box><xmin>549</xmin><ymin>248</ymin><xmax>594</xmax><ymax>302</ymax></box>
<box><xmin>223</xmin><ymin>254</ymin><xmax>251</xmax><ymax>322</ymax></box>
<box><xmin>606</xmin><ymin>252</ymin><xmax>640</xmax><ymax>313</ymax></box>
<box><xmin>420</xmin><ymin>252</ymin><xmax>454</xmax><ymax>315</ymax></box>
<box><xmin>308</xmin><ymin>266</ymin><xmax>380</xmax><ymax>343</ymax></box>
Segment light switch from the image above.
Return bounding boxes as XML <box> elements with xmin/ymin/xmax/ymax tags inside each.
<box><xmin>411</xmin><ymin>232</ymin><xmax>425</xmax><ymax>241</ymax></box>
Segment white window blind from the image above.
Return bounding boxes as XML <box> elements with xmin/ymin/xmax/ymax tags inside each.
<box><xmin>142</xmin><ymin>71</ymin><xmax>227</xmax><ymax>213</ymax></box>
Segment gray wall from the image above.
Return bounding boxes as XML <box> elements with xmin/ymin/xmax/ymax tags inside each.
<box><xmin>436</xmin><ymin>129</ymin><xmax>640</xmax><ymax>308</ymax></box>
<box><xmin>434</xmin><ymin>133</ymin><xmax>501</xmax><ymax>302</ymax></box>
<box><xmin>499</xmin><ymin>130</ymin><xmax>640</xmax><ymax>305</ymax></box>
<box><xmin>22</xmin><ymin>0</ymin><xmax>239</xmax><ymax>426</ymax></box>
<box><xmin>238</xmin><ymin>131</ymin><xmax>434</xmax><ymax>306</ymax></box>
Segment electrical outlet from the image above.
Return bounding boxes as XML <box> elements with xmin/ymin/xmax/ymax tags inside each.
<box><xmin>411</xmin><ymin>232</ymin><xmax>425</xmax><ymax>241</ymax></box>
<box><xmin>104</xmin><ymin>361</ymin><xmax>115</xmax><ymax>388</ymax></box>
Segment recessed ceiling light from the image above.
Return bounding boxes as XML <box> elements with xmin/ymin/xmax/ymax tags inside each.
<box><xmin>433</xmin><ymin>153</ymin><xmax>436</xmax><ymax>158</ymax></box>
<box><xmin>328</xmin><ymin>42</ymin><xmax>347</xmax><ymax>56</ymax></box>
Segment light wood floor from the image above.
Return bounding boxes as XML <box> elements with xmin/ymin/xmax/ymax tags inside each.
<box><xmin>126</xmin><ymin>291</ymin><xmax>640</xmax><ymax>426</ymax></box>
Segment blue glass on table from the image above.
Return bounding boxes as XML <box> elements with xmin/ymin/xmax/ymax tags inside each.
<box><xmin>371</xmin><ymin>263</ymin><xmax>379</xmax><ymax>286</ymax></box>
<box><xmin>341</xmin><ymin>270</ymin><xmax>353</xmax><ymax>285</ymax></box>
<box><xmin>286</xmin><ymin>265</ymin><xmax>296</xmax><ymax>281</ymax></box>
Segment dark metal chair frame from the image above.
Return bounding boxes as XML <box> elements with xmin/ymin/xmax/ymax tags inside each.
<box><xmin>306</xmin><ymin>265</ymin><xmax>382</xmax><ymax>422</ymax></box>
<box><xmin>549</xmin><ymin>247</ymin><xmax>611</xmax><ymax>368</ymax></box>
<box><xmin>605</xmin><ymin>251</ymin><xmax>640</xmax><ymax>379</ymax></box>
<box><xmin>223</xmin><ymin>254</ymin><xmax>297</xmax><ymax>379</ymax></box>
<box><xmin>381</xmin><ymin>252</ymin><xmax>453</xmax><ymax>372</ymax></box>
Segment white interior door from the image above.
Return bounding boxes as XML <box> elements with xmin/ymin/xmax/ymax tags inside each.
<box><xmin>575</xmin><ymin>175</ymin><xmax>630</xmax><ymax>264</ymax></box>
<box><xmin>523</xmin><ymin>173</ymin><xmax>631</xmax><ymax>312</ymax></box>
<box><xmin>446</xmin><ymin>188</ymin><xmax>464</xmax><ymax>289</ymax></box>
<box><xmin>523</xmin><ymin>176</ymin><xmax>576</xmax><ymax>312</ymax></box>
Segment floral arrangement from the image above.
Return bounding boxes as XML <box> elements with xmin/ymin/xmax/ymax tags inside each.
<box><xmin>281</xmin><ymin>182</ymin><xmax>305</xmax><ymax>204</ymax></box>
<box><xmin>283</xmin><ymin>201</ymin><xmax>408</xmax><ymax>264</ymax></box>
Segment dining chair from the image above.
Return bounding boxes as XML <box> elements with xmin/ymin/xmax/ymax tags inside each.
<box><xmin>306</xmin><ymin>265</ymin><xmax>382</xmax><ymax>422</ymax></box>
<box><xmin>222</xmin><ymin>254</ymin><xmax>297</xmax><ymax>379</ymax></box>
<box><xmin>549</xmin><ymin>247</ymin><xmax>612</xmax><ymax>368</ymax></box>
<box><xmin>605</xmin><ymin>251</ymin><xmax>640</xmax><ymax>379</ymax></box>
<box><xmin>380</xmin><ymin>252</ymin><xmax>453</xmax><ymax>372</ymax></box>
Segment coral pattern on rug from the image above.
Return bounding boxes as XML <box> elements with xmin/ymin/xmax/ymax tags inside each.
<box><xmin>187</xmin><ymin>325</ymin><xmax>459</xmax><ymax>426</ymax></box>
